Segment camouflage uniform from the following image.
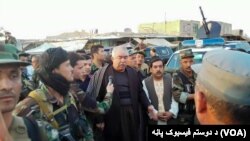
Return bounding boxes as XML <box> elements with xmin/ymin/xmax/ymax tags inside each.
<box><xmin>9</xmin><ymin>115</ymin><xmax>59</xmax><ymax>141</ymax></box>
<box><xmin>172</xmin><ymin>49</ymin><xmax>197</xmax><ymax>125</ymax></box>
<box><xmin>90</xmin><ymin>63</ymin><xmax>99</xmax><ymax>75</ymax></box>
<box><xmin>20</xmin><ymin>71</ymin><xmax>34</xmax><ymax>101</ymax></box>
<box><xmin>0</xmin><ymin>44</ymin><xmax>59</xmax><ymax>141</ymax></box>
<box><xmin>140</xmin><ymin>63</ymin><xmax>149</xmax><ymax>77</ymax></box>
<box><xmin>15</xmin><ymin>83</ymin><xmax>113</xmax><ymax>141</ymax></box>
<box><xmin>70</xmin><ymin>81</ymin><xmax>113</xmax><ymax>141</ymax></box>
<box><xmin>31</xmin><ymin>70</ymin><xmax>40</xmax><ymax>89</ymax></box>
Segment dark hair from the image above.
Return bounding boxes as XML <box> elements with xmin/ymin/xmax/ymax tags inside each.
<box><xmin>76</xmin><ymin>49</ymin><xmax>86</xmax><ymax>53</ymax></box>
<box><xmin>68</xmin><ymin>53</ymin><xmax>92</xmax><ymax>67</ymax></box>
<box><xmin>90</xmin><ymin>44</ymin><xmax>104</xmax><ymax>57</ymax></box>
<box><xmin>149</xmin><ymin>56</ymin><xmax>163</xmax><ymax>68</ymax></box>
<box><xmin>19</xmin><ymin>52</ymin><xmax>30</xmax><ymax>57</ymax></box>
<box><xmin>151</xmin><ymin>48</ymin><xmax>156</xmax><ymax>53</ymax></box>
<box><xmin>82</xmin><ymin>55</ymin><xmax>91</xmax><ymax>60</ymax></box>
<box><xmin>68</xmin><ymin>52</ymin><xmax>84</xmax><ymax>67</ymax></box>
<box><xmin>37</xmin><ymin>47</ymin><xmax>70</xmax><ymax>96</ymax></box>
<box><xmin>40</xmin><ymin>47</ymin><xmax>68</xmax><ymax>72</ymax></box>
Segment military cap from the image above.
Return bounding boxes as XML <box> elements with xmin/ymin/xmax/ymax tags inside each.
<box><xmin>192</xmin><ymin>49</ymin><xmax>250</xmax><ymax>105</ymax></box>
<box><xmin>0</xmin><ymin>44</ymin><xmax>30</xmax><ymax>66</ymax></box>
<box><xmin>128</xmin><ymin>49</ymin><xmax>137</xmax><ymax>56</ymax></box>
<box><xmin>134</xmin><ymin>49</ymin><xmax>146</xmax><ymax>57</ymax></box>
<box><xmin>179</xmin><ymin>49</ymin><xmax>194</xmax><ymax>59</ymax></box>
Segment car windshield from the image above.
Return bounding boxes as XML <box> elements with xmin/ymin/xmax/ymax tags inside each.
<box><xmin>165</xmin><ymin>51</ymin><xmax>206</xmax><ymax>71</ymax></box>
<box><xmin>156</xmin><ymin>47</ymin><xmax>171</xmax><ymax>56</ymax></box>
<box><xmin>145</xmin><ymin>47</ymin><xmax>172</xmax><ymax>58</ymax></box>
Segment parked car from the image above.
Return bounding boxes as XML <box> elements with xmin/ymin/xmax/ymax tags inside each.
<box><xmin>144</xmin><ymin>46</ymin><xmax>173</xmax><ymax>65</ymax></box>
<box><xmin>165</xmin><ymin>37</ymin><xmax>226</xmax><ymax>73</ymax></box>
<box><xmin>164</xmin><ymin>47</ymin><xmax>223</xmax><ymax>73</ymax></box>
<box><xmin>224</xmin><ymin>41</ymin><xmax>250</xmax><ymax>52</ymax></box>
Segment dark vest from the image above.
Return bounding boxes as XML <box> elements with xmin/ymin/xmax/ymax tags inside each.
<box><xmin>144</xmin><ymin>74</ymin><xmax>172</xmax><ymax>124</ymax></box>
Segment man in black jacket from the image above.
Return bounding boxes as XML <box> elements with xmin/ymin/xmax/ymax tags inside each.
<box><xmin>87</xmin><ymin>46</ymin><xmax>157</xmax><ymax>141</ymax></box>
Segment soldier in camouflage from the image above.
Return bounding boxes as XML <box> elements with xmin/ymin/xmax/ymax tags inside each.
<box><xmin>172</xmin><ymin>49</ymin><xmax>197</xmax><ymax>125</ymax></box>
<box><xmin>0</xmin><ymin>44</ymin><xmax>59</xmax><ymax>141</ymax></box>
<box><xmin>19</xmin><ymin>52</ymin><xmax>35</xmax><ymax>101</ymax></box>
<box><xmin>68</xmin><ymin>52</ymin><xmax>114</xmax><ymax>141</ymax></box>
<box><xmin>14</xmin><ymin>48</ymin><xmax>114</xmax><ymax>141</ymax></box>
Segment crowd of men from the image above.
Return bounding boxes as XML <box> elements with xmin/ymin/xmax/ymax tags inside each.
<box><xmin>0</xmin><ymin>36</ymin><xmax>250</xmax><ymax>141</ymax></box>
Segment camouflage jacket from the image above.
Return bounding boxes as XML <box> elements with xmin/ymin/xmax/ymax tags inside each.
<box><xmin>90</xmin><ymin>62</ymin><xmax>107</xmax><ymax>76</ymax></box>
<box><xmin>14</xmin><ymin>84</ymin><xmax>82</xmax><ymax>140</ymax></box>
<box><xmin>15</xmin><ymin>83</ymin><xmax>112</xmax><ymax>141</ymax></box>
<box><xmin>70</xmin><ymin>81</ymin><xmax>113</xmax><ymax>114</ymax></box>
<box><xmin>20</xmin><ymin>72</ymin><xmax>35</xmax><ymax>101</ymax></box>
<box><xmin>90</xmin><ymin>63</ymin><xmax>100</xmax><ymax>75</ymax></box>
<box><xmin>69</xmin><ymin>81</ymin><xmax>114</xmax><ymax>141</ymax></box>
<box><xmin>172</xmin><ymin>69</ymin><xmax>197</xmax><ymax>104</ymax></box>
<box><xmin>10</xmin><ymin>115</ymin><xmax>59</xmax><ymax>141</ymax></box>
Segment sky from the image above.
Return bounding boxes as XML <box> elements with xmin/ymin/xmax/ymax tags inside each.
<box><xmin>0</xmin><ymin>0</ymin><xmax>249</xmax><ymax>39</ymax></box>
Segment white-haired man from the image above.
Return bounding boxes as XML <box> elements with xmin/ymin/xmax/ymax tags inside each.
<box><xmin>87</xmin><ymin>46</ymin><xmax>157</xmax><ymax>141</ymax></box>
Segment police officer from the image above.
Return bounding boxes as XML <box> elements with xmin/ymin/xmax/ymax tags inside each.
<box><xmin>0</xmin><ymin>44</ymin><xmax>59</xmax><ymax>141</ymax></box>
<box><xmin>193</xmin><ymin>50</ymin><xmax>250</xmax><ymax>124</ymax></box>
<box><xmin>172</xmin><ymin>49</ymin><xmax>196</xmax><ymax>125</ymax></box>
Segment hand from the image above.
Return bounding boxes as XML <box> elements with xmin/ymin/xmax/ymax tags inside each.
<box><xmin>0</xmin><ymin>111</ymin><xmax>13</xmax><ymax>141</ymax></box>
<box><xmin>158</xmin><ymin>112</ymin><xmax>173</xmax><ymax>122</ymax></box>
<box><xmin>106</xmin><ymin>83</ymin><xmax>114</xmax><ymax>94</ymax></box>
<box><xmin>96</xmin><ymin>122</ymin><xmax>105</xmax><ymax>131</ymax></box>
<box><xmin>147</xmin><ymin>105</ymin><xmax>158</xmax><ymax>121</ymax></box>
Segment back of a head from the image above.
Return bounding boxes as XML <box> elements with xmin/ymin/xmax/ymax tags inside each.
<box><xmin>195</xmin><ymin>49</ymin><xmax>250</xmax><ymax>124</ymax></box>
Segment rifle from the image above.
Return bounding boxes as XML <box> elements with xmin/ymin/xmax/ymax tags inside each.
<box><xmin>199</xmin><ymin>6</ymin><xmax>210</xmax><ymax>36</ymax></box>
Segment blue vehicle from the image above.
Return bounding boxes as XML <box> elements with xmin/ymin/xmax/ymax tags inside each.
<box><xmin>165</xmin><ymin>38</ymin><xmax>225</xmax><ymax>73</ymax></box>
<box><xmin>144</xmin><ymin>46</ymin><xmax>173</xmax><ymax>65</ymax></box>
<box><xmin>181</xmin><ymin>37</ymin><xmax>225</xmax><ymax>48</ymax></box>
<box><xmin>224</xmin><ymin>41</ymin><xmax>250</xmax><ymax>52</ymax></box>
